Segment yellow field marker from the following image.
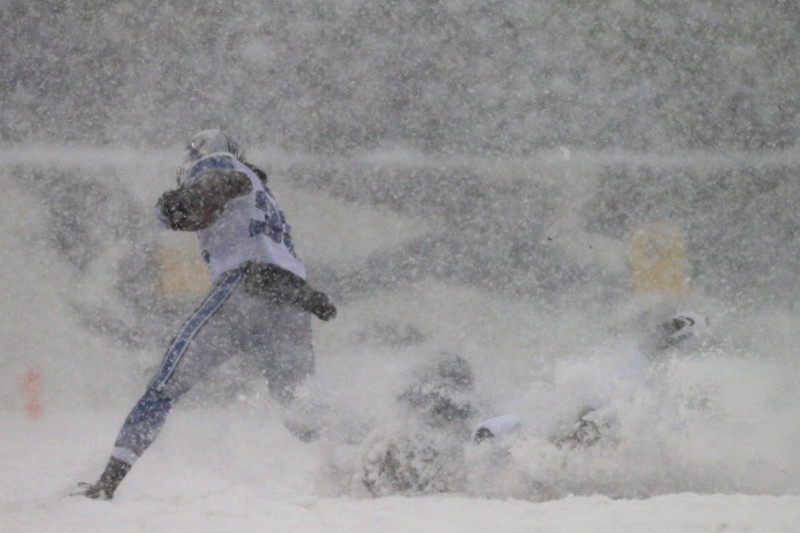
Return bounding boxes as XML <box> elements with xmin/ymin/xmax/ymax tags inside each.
<box><xmin>629</xmin><ymin>223</ymin><xmax>689</xmax><ymax>294</ymax></box>
<box><xmin>156</xmin><ymin>236</ymin><xmax>210</xmax><ymax>297</ymax></box>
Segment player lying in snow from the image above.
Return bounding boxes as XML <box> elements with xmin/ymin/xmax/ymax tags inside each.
<box><xmin>345</xmin><ymin>310</ymin><xmax>708</xmax><ymax>497</ymax></box>
<box><xmin>472</xmin><ymin>311</ymin><xmax>708</xmax><ymax>448</ymax></box>
<box><xmin>354</xmin><ymin>352</ymin><xmax>486</xmax><ymax>496</ymax></box>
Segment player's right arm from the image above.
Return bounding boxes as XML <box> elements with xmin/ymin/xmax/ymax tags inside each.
<box><xmin>156</xmin><ymin>156</ymin><xmax>252</xmax><ymax>231</ymax></box>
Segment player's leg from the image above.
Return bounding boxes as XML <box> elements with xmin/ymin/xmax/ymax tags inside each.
<box><xmin>77</xmin><ymin>271</ymin><xmax>243</xmax><ymax>500</ymax></box>
<box><xmin>243</xmin><ymin>299</ymin><xmax>317</xmax><ymax>438</ymax></box>
<box><xmin>239</xmin><ymin>296</ymin><xmax>314</xmax><ymax>405</ymax></box>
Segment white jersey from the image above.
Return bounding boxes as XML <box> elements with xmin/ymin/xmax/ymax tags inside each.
<box><xmin>185</xmin><ymin>153</ymin><xmax>306</xmax><ymax>283</ymax></box>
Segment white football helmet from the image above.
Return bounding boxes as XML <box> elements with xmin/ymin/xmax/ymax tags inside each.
<box><xmin>176</xmin><ymin>129</ymin><xmax>245</xmax><ymax>184</ymax></box>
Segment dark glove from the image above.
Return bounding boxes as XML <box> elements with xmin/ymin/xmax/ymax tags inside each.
<box><xmin>242</xmin><ymin>262</ymin><xmax>337</xmax><ymax>321</ymax></box>
<box><xmin>156</xmin><ymin>189</ymin><xmax>191</xmax><ymax>230</ymax></box>
<box><xmin>157</xmin><ymin>188</ymin><xmax>221</xmax><ymax>231</ymax></box>
<box><xmin>473</xmin><ymin>427</ymin><xmax>495</xmax><ymax>445</ymax></box>
<box><xmin>301</xmin><ymin>290</ymin><xmax>337</xmax><ymax>321</ymax></box>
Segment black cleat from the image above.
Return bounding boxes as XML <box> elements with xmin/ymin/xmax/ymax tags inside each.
<box><xmin>74</xmin><ymin>457</ymin><xmax>131</xmax><ymax>501</ymax></box>
<box><xmin>74</xmin><ymin>481</ymin><xmax>114</xmax><ymax>500</ymax></box>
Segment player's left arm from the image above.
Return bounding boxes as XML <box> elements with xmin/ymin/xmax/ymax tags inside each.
<box><xmin>156</xmin><ymin>168</ymin><xmax>252</xmax><ymax>231</ymax></box>
<box><xmin>242</xmin><ymin>262</ymin><xmax>337</xmax><ymax>321</ymax></box>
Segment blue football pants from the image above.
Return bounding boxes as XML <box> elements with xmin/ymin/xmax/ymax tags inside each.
<box><xmin>111</xmin><ymin>270</ymin><xmax>314</xmax><ymax>464</ymax></box>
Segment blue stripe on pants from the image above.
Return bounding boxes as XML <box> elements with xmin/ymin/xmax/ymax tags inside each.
<box><xmin>113</xmin><ymin>270</ymin><xmax>242</xmax><ymax>461</ymax></box>
<box><xmin>150</xmin><ymin>270</ymin><xmax>242</xmax><ymax>391</ymax></box>
<box><xmin>114</xmin><ymin>387</ymin><xmax>172</xmax><ymax>458</ymax></box>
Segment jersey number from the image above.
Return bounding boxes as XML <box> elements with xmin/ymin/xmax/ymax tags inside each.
<box><xmin>251</xmin><ymin>191</ymin><xmax>295</xmax><ymax>253</ymax></box>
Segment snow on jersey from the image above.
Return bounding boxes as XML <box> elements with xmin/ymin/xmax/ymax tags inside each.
<box><xmin>184</xmin><ymin>153</ymin><xmax>306</xmax><ymax>283</ymax></box>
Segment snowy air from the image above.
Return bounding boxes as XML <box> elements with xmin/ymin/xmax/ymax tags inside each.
<box><xmin>2</xmin><ymin>2</ymin><xmax>799</xmax><ymax>532</ymax></box>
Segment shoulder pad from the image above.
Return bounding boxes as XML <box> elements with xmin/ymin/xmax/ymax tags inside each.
<box><xmin>186</xmin><ymin>153</ymin><xmax>238</xmax><ymax>181</ymax></box>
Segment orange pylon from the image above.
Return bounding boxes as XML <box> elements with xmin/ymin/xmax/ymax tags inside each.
<box><xmin>23</xmin><ymin>368</ymin><xmax>42</xmax><ymax>418</ymax></box>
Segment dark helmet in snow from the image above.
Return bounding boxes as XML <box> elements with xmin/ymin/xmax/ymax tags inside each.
<box><xmin>656</xmin><ymin>312</ymin><xmax>706</xmax><ymax>349</ymax></box>
<box><xmin>177</xmin><ymin>129</ymin><xmax>245</xmax><ymax>183</ymax></box>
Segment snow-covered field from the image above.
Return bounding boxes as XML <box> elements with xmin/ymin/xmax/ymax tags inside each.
<box><xmin>2</xmin><ymin>148</ymin><xmax>799</xmax><ymax>532</ymax></box>
<box><xmin>3</xmin><ymin>406</ymin><xmax>797</xmax><ymax>532</ymax></box>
